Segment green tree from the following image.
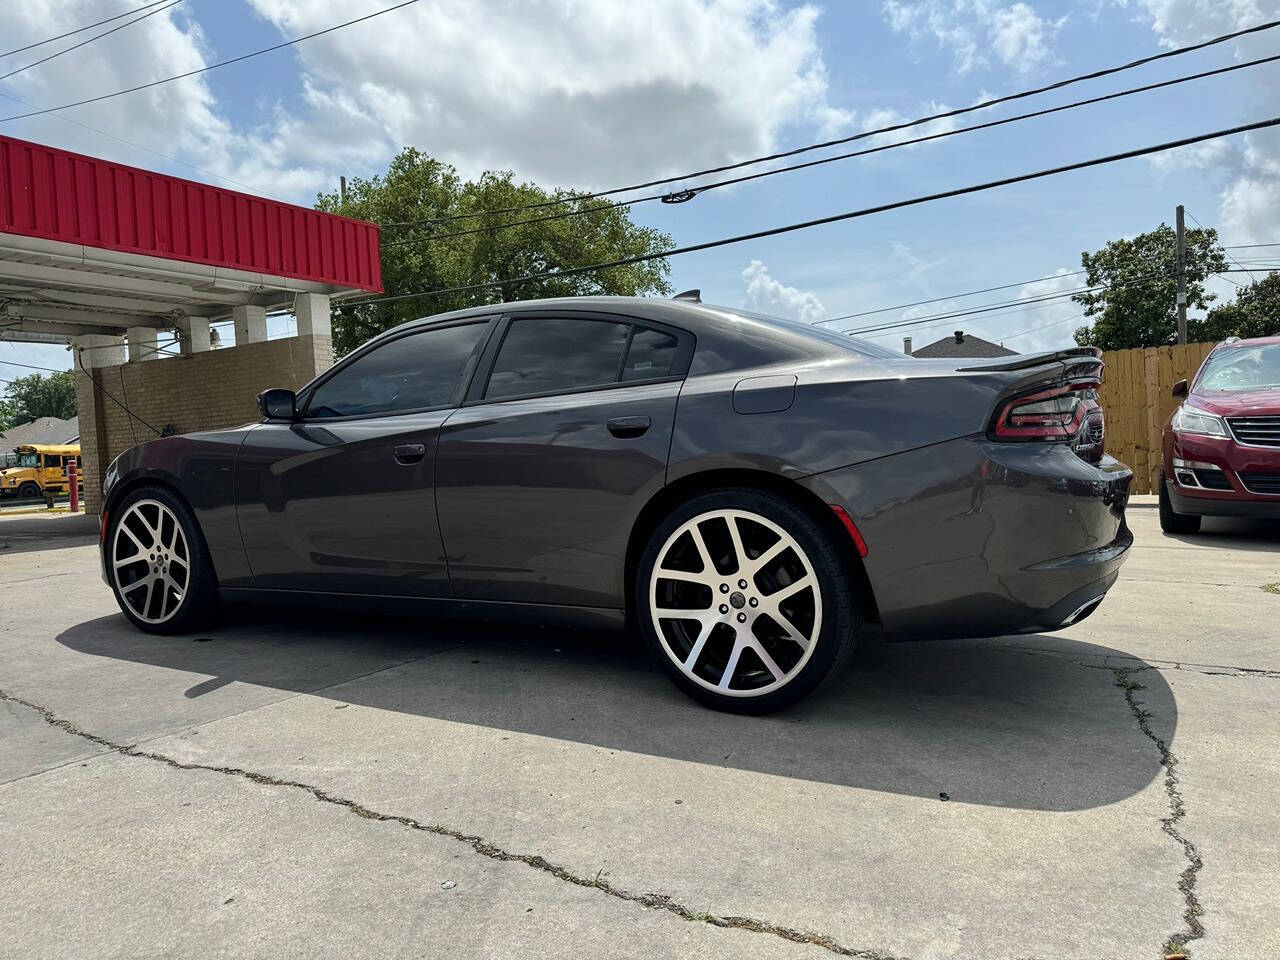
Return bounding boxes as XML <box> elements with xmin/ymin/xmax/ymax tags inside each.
<box><xmin>0</xmin><ymin>370</ymin><xmax>76</xmax><ymax>433</ymax></box>
<box><xmin>1072</xmin><ymin>223</ymin><xmax>1228</xmax><ymax>351</ymax></box>
<box><xmin>1201</xmin><ymin>270</ymin><xmax>1280</xmax><ymax>341</ymax></box>
<box><xmin>316</xmin><ymin>149</ymin><xmax>674</xmax><ymax>357</ymax></box>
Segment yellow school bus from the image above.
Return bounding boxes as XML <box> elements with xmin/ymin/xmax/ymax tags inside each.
<box><xmin>0</xmin><ymin>444</ymin><xmax>82</xmax><ymax>500</ymax></box>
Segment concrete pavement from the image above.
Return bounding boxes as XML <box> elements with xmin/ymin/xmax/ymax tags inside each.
<box><xmin>2</xmin><ymin>500</ymin><xmax>1278</xmax><ymax>959</ymax></box>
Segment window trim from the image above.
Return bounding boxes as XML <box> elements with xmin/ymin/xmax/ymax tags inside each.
<box><xmin>296</xmin><ymin>316</ymin><xmax>497</xmax><ymax>423</ymax></box>
<box><xmin>466</xmin><ymin>310</ymin><xmax>695</xmax><ymax>407</ymax></box>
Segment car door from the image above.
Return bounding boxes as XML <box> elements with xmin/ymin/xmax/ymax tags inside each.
<box><xmin>234</xmin><ymin>317</ymin><xmax>494</xmax><ymax>596</ymax></box>
<box><xmin>436</xmin><ymin>311</ymin><xmax>693</xmax><ymax>608</ymax></box>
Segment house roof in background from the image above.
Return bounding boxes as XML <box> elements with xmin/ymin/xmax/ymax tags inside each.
<box><xmin>1</xmin><ymin>415</ymin><xmax>80</xmax><ymax>446</ymax></box>
<box><xmin>912</xmin><ymin>330</ymin><xmax>1018</xmax><ymax>358</ymax></box>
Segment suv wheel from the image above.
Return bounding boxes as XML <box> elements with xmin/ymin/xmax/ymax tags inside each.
<box><xmin>635</xmin><ymin>488</ymin><xmax>859</xmax><ymax>714</ymax></box>
<box><xmin>1159</xmin><ymin>471</ymin><xmax>1202</xmax><ymax>535</ymax></box>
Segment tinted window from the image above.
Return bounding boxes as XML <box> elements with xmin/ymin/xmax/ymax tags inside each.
<box><xmin>307</xmin><ymin>322</ymin><xmax>487</xmax><ymax>418</ymax></box>
<box><xmin>43</xmin><ymin>454</ymin><xmax>59</xmax><ymax>468</ymax></box>
<box><xmin>486</xmin><ymin>317</ymin><xmax>629</xmax><ymax>400</ymax></box>
<box><xmin>621</xmin><ymin>327</ymin><xmax>680</xmax><ymax>381</ymax></box>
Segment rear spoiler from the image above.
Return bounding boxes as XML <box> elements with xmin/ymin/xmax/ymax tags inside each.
<box><xmin>955</xmin><ymin>346</ymin><xmax>1101</xmax><ymax>373</ymax></box>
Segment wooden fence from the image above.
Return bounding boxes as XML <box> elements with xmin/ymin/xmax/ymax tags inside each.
<box><xmin>1098</xmin><ymin>342</ymin><xmax>1217</xmax><ymax>495</ymax></box>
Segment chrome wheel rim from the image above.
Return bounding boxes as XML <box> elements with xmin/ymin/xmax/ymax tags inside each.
<box><xmin>649</xmin><ymin>508</ymin><xmax>822</xmax><ymax>698</ymax></box>
<box><xmin>112</xmin><ymin>499</ymin><xmax>190</xmax><ymax>625</ymax></box>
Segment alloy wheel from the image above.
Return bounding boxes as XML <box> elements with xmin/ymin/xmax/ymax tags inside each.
<box><xmin>112</xmin><ymin>499</ymin><xmax>190</xmax><ymax>625</ymax></box>
<box><xmin>649</xmin><ymin>508</ymin><xmax>822</xmax><ymax>697</ymax></box>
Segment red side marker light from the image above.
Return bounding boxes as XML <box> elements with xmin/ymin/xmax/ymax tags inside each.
<box><xmin>100</xmin><ymin>509</ymin><xmax>109</xmax><ymax>546</ymax></box>
<box><xmin>829</xmin><ymin>505</ymin><xmax>868</xmax><ymax>558</ymax></box>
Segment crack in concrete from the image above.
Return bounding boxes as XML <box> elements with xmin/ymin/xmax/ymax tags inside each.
<box><xmin>0</xmin><ymin>687</ymin><xmax>906</xmax><ymax>960</ymax></box>
<box><xmin>1110</xmin><ymin>668</ymin><xmax>1204</xmax><ymax>958</ymax></box>
<box><xmin>996</xmin><ymin>644</ymin><xmax>1280</xmax><ymax>680</ymax></box>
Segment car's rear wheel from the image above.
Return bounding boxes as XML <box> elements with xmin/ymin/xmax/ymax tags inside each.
<box><xmin>1159</xmin><ymin>470</ymin><xmax>1202</xmax><ymax>535</ymax></box>
<box><xmin>636</xmin><ymin>488</ymin><xmax>859</xmax><ymax>713</ymax></box>
<box><xmin>108</xmin><ymin>485</ymin><xmax>218</xmax><ymax>634</ymax></box>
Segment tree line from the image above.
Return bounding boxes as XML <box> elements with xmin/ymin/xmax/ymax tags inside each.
<box><xmin>1073</xmin><ymin>223</ymin><xmax>1279</xmax><ymax>351</ymax></box>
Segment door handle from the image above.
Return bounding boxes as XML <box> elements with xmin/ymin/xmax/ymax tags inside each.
<box><xmin>607</xmin><ymin>416</ymin><xmax>651</xmax><ymax>439</ymax></box>
<box><xmin>393</xmin><ymin>443</ymin><xmax>426</xmax><ymax>465</ymax></box>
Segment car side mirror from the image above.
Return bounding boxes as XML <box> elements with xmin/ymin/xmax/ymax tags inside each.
<box><xmin>257</xmin><ymin>388</ymin><xmax>297</xmax><ymax>421</ymax></box>
<box><xmin>1171</xmin><ymin>379</ymin><xmax>1188</xmax><ymax>398</ymax></box>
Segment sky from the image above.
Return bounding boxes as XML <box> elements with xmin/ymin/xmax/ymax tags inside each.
<box><xmin>2</xmin><ymin>0</ymin><xmax>1280</xmax><ymax>381</ymax></box>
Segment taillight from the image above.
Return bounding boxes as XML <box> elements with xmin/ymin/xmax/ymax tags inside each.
<box><xmin>993</xmin><ymin>382</ymin><xmax>1095</xmax><ymax>440</ymax></box>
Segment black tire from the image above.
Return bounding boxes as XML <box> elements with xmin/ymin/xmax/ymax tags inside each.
<box><xmin>106</xmin><ymin>484</ymin><xmax>219</xmax><ymax>634</ymax></box>
<box><xmin>18</xmin><ymin>482</ymin><xmax>40</xmax><ymax>500</ymax></box>
<box><xmin>635</xmin><ymin>487</ymin><xmax>860</xmax><ymax>714</ymax></box>
<box><xmin>1159</xmin><ymin>471</ymin><xmax>1202</xmax><ymax>535</ymax></box>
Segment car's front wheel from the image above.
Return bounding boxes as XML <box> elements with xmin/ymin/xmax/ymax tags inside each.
<box><xmin>107</xmin><ymin>485</ymin><xmax>218</xmax><ymax>634</ymax></box>
<box><xmin>1159</xmin><ymin>470</ymin><xmax>1202</xmax><ymax>535</ymax></box>
<box><xmin>636</xmin><ymin>488</ymin><xmax>859</xmax><ymax>713</ymax></box>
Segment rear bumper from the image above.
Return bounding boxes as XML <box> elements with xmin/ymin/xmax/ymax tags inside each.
<box><xmin>801</xmin><ymin>437</ymin><xmax>1132</xmax><ymax>642</ymax></box>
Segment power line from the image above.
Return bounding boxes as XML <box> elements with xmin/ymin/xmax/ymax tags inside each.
<box><xmin>843</xmin><ymin>269</ymin><xmax>1175</xmax><ymax>337</ymax></box>
<box><xmin>815</xmin><ymin>270</ymin><xmax>1088</xmax><ymax>327</ymax></box>
<box><xmin>340</xmin><ymin>112</ymin><xmax>1280</xmax><ymax>311</ymax></box>
<box><xmin>387</xmin><ymin>49</ymin><xmax>1280</xmax><ymax>247</ymax></box>
<box><xmin>1189</xmin><ymin>208</ymin><xmax>1261</xmax><ymax>283</ymax></box>
<box><xmin>0</xmin><ymin>359</ymin><xmax>70</xmax><ymax>373</ymax></box>
<box><xmin>382</xmin><ymin>16</ymin><xmax>1280</xmax><ymax>229</ymax></box>
<box><xmin>0</xmin><ymin>0</ymin><xmax>184</xmax><ymax>84</ymax></box>
<box><xmin>0</xmin><ymin>0</ymin><xmax>422</xmax><ymax>124</ymax></box>
<box><xmin>0</xmin><ymin>1</ymin><xmax>170</xmax><ymax>59</ymax></box>
<box><xmin>1225</xmin><ymin>242</ymin><xmax>1280</xmax><ymax>250</ymax></box>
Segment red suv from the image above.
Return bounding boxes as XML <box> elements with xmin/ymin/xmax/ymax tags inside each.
<box><xmin>1160</xmin><ymin>335</ymin><xmax>1280</xmax><ymax>533</ymax></box>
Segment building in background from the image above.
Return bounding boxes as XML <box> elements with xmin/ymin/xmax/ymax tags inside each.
<box><xmin>0</xmin><ymin>415</ymin><xmax>79</xmax><ymax>446</ymax></box>
<box><xmin>906</xmin><ymin>330</ymin><xmax>1018</xmax><ymax>359</ymax></box>
<box><xmin>0</xmin><ymin>134</ymin><xmax>382</xmax><ymax>513</ymax></box>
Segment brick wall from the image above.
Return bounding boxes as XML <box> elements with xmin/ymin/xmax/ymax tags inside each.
<box><xmin>75</xmin><ymin>335</ymin><xmax>333</xmax><ymax>514</ymax></box>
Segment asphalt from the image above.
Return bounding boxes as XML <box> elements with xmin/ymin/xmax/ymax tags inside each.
<box><xmin>2</xmin><ymin>499</ymin><xmax>1277</xmax><ymax>959</ymax></box>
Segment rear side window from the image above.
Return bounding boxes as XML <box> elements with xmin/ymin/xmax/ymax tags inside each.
<box><xmin>622</xmin><ymin>328</ymin><xmax>680</xmax><ymax>381</ymax></box>
<box><xmin>486</xmin><ymin>317</ymin><xmax>630</xmax><ymax>400</ymax></box>
<box><xmin>306</xmin><ymin>322</ymin><xmax>487</xmax><ymax>419</ymax></box>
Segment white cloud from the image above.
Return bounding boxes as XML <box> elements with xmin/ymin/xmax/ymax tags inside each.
<box><xmin>741</xmin><ymin>260</ymin><xmax>827</xmax><ymax>323</ymax></box>
<box><xmin>242</xmin><ymin>0</ymin><xmax>853</xmax><ymax>193</ymax></box>
<box><xmin>1128</xmin><ymin>0</ymin><xmax>1280</xmax><ymax>247</ymax></box>
<box><xmin>0</xmin><ymin>1</ymin><xmax>856</xmax><ymax>204</ymax></box>
<box><xmin>881</xmin><ymin>1</ymin><xmax>1063</xmax><ymax>75</ymax></box>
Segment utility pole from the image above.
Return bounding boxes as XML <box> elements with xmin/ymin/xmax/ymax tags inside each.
<box><xmin>340</xmin><ymin>176</ymin><xmax>347</xmax><ymax>204</ymax></box>
<box><xmin>1175</xmin><ymin>204</ymin><xmax>1188</xmax><ymax>344</ymax></box>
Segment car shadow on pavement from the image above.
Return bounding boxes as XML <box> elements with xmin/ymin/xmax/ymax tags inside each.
<box><xmin>56</xmin><ymin>607</ymin><xmax>1172</xmax><ymax>814</ymax></box>
<box><xmin>1152</xmin><ymin>512</ymin><xmax>1280</xmax><ymax>551</ymax></box>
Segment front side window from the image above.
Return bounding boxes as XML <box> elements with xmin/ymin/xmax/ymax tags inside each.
<box><xmin>486</xmin><ymin>317</ymin><xmax>630</xmax><ymax>400</ymax></box>
<box><xmin>44</xmin><ymin>454</ymin><xmax>60</xmax><ymax>468</ymax></box>
<box><xmin>306</xmin><ymin>322</ymin><xmax>488</xmax><ymax>419</ymax></box>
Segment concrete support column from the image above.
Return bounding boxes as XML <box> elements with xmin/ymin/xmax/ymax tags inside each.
<box><xmin>293</xmin><ymin>293</ymin><xmax>331</xmax><ymax>338</ymax></box>
<box><xmin>127</xmin><ymin>326</ymin><xmax>159</xmax><ymax>362</ymax></box>
<box><xmin>176</xmin><ymin>317</ymin><xmax>211</xmax><ymax>356</ymax></box>
<box><xmin>233</xmin><ymin>304</ymin><xmax>268</xmax><ymax>345</ymax></box>
<box><xmin>73</xmin><ymin>334</ymin><xmax>127</xmax><ymax>369</ymax></box>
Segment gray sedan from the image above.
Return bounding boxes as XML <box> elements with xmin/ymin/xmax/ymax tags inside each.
<box><xmin>99</xmin><ymin>296</ymin><xmax>1132</xmax><ymax>712</ymax></box>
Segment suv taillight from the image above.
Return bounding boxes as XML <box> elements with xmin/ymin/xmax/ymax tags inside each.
<box><xmin>993</xmin><ymin>382</ymin><xmax>1096</xmax><ymax>440</ymax></box>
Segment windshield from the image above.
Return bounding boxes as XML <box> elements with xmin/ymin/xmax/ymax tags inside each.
<box><xmin>707</xmin><ymin>304</ymin><xmax>903</xmax><ymax>360</ymax></box>
<box><xmin>1197</xmin><ymin>343</ymin><xmax>1280</xmax><ymax>392</ymax></box>
<box><xmin>16</xmin><ymin>452</ymin><xmax>39</xmax><ymax>468</ymax></box>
